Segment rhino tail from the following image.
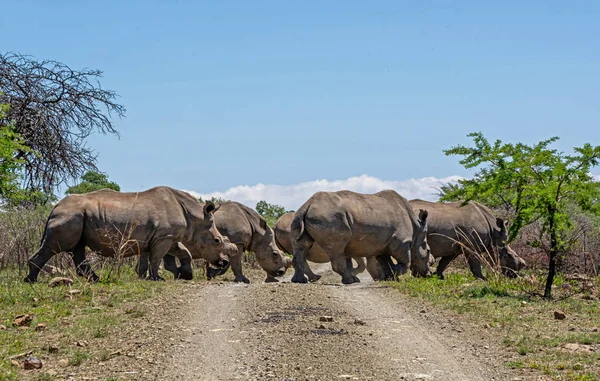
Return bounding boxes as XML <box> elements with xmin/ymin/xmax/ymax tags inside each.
<box><xmin>291</xmin><ymin>204</ymin><xmax>309</xmax><ymax>241</ymax></box>
<box><xmin>351</xmin><ymin>257</ymin><xmax>366</xmax><ymax>276</ymax></box>
<box><xmin>37</xmin><ymin>204</ymin><xmax>60</xmax><ymax>248</ymax></box>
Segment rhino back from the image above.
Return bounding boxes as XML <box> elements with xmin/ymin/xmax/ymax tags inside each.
<box><xmin>61</xmin><ymin>186</ymin><xmax>190</xmax><ymax>255</ymax></box>
<box><xmin>212</xmin><ymin>202</ymin><xmax>254</xmax><ymax>250</ymax></box>
<box><xmin>302</xmin><ymin>190</ymin><xmax>416</xmax><ymax>257</ymax></box>
<box><xmin>409</xmin><ymin>199</ymin><xmax>496</xmax><ymax>256</ymax></box>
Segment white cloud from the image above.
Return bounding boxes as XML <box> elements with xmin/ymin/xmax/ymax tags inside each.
<box><xmin>183</xmin><ymin>174</ymin><xmax>464</xmax><ymax>211</ymax></box>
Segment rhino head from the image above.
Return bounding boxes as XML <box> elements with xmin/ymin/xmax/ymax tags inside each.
<box><xmin>255</xmin><ymin>225</ymin><xmax>292</xmax><ymax>278</ymax></box>
<box><xmin>410</xmin><ymin>209</ymin><xmax>433</xmax><ymax>278</ymax></box>
<box><xmin>499</xmin><ymin>245</ymin><xmax>526</xmax><ymax>278</ymax></box>
<box><xmin>191</xmin><ymin>202</ymin><xmax>238</xmax><ymax>269</ymax></box>
<box><xmin>494</xmin><ymin>217</ymin><xmax>526</xmax><ymax>277</ymax></box>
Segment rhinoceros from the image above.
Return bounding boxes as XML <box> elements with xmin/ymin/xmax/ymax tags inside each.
<box><xmin>290</xmin><ymin>190</ymin><xmax>432</xmax><ymax>284</ymax></box>
<box><xmin>157</xmin><ymin>201</ymin><xmax>292</xmax><ymax>283</ymax></box>
<box><xmin>273</xmin><ymin>211</ymin><xmax>366</xmax><ymax>282</ymax></box>
<box><xmin>23</xmin><ymin>186</ymin><xmax>238</xmax><ymax>283</ymax></box>
<box><xmin>365</xmin><ymin>199</ymin><xmax>526</xmax><ymax>281</ymax></box>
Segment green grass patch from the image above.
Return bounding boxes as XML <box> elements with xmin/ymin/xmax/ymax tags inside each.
<box><xmin>387</xmin><ymin>271</ymin><xmax>600</xmax><ymax>380</ymax></box>
<box><xmin>0</xmin><ymin>265</ymin><xmax>175</xmax><ymax>379</ymax></box>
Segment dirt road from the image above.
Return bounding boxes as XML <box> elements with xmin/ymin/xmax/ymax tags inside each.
<box><xmin>70</xmin><ymin>265</ymin><xmax>537</xmax><ymax>381</ymax></box>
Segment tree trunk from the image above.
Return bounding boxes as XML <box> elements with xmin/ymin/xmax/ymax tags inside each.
<box><xmin>544</xmin><ymin>211</ymin><xmax>558</xmax><ymax>298</ymax></box>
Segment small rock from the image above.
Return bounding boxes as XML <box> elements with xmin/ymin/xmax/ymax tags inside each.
<box><xmin>49</xmin><ymin>277</ymin><xmax>73</xmax><ymax>287</ymax></box>
<box><xmin>23</xmin><ymin>356</ymin><xmax>43</xmax><ymax>370</ymax></box>
<box><xmin>563</xmin><ymin>343</ymin><xmax>581</xmax><ymax>351</ymax></box>
<box><xmin>353</xmin><ymin>319</ymin><xmax>366</xmax><ymax>326</ymax></box>
<box><xmin>11</xmin><ymin>360</ymin><xmax>21</xmax><ymax>368</ymax></box>
<box><xmin>318</xmin><ymin>324</ymin><xmax>326</xmax><ymax>329</ymax></box>
<box><xmin>68</xmin><ymin>289</ymin><xmax>82</xmax><ymax>295</ymax></box>
<box><xmin>554</xmin><ymin>311</ymin><xmax>567</xmax><ymax>320</ymax></box>
<box><xmin>419</xmin><ymin>309</ymin><xmax>426</xmax><ymax>314</ymax></box>
<box><xmin>569</xmin><ymin>327</ymin><xmax>576</xmax><ymax>331</ymax></box>
<box><xmin>48</xmin><ymin>345</ymin><xmax>59</xmax><ymax>353</ymax></box>
<box><xmin>58</xmin><ymin>358</ymin><xmax>69</xmax><ymax>367</ymax></box>
<box><xmin>319</xmin><ymin>316</ymin><xmax>334</xmax><ymax>322</ymax></box>
<box><xmin>592</xmin><ymin>327</ymin><xmax>598</xmax><ymax>332</ymax></box>
<box><xmin>270</xmin><ymin>289</ymin><xmax>276</xmax><ymax>293</ymax></box>
<box><xmin>35</xmin><ymin>323</ymin><xmax>47</xmax><ymax>331</ymax></box>
<box><xmin>0</xmin><ymin>325</ymin><xmax>6</xmax><ymax>330</ymax></box>
<box><xmin>13</xmin><ymin>314</ymin><xmax>34</xmax><ymax>327</ymax></box>
<box><xmin>76</xmin><ymin>340</ymin><xmax>88</xmax><ymax>347</ymax></box>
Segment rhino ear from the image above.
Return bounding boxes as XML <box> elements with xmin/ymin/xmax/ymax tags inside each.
<box><xmin>203</xmin><ymin>201</ymin><xmax>216</xmax><ymax>215</ymax></box>
<box><xmin>496</xmin><ymin>217</ymin><xmax>507</xmax><ymax>230</ymax></box>
<box><xmin>418</xmin><ymin>209</ymin><xmax>428</xmax><ymax>225</ymax></box>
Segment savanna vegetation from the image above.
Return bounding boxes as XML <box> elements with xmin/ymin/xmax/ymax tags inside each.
<box><xmin>388</xmin><ymin>133</ymin><xmax>600</xmax><ymax>380</ymax></box>
<box><xmin>1</xmin><ymin>52</ymin><xmax>599</xmax><ymax>380</ymax></box>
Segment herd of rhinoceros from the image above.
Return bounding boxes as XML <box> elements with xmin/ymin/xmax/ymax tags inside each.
<box><xmin>22</xmin><ymin>185</ymin><xmax>526</xmax><ymax>285</ymax></box>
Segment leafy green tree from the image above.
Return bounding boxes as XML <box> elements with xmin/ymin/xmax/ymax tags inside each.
<box><xmin>197</xmin><ymin>196</ymin><xmax>229</xmax><ymax>204</ymax></box>
<box><xmin>256</xmin><ymin>200</ymin><xmax>288</xmax><ymax>226</ymax></box>
<box><xmin>0</xmin><ymin>102</ymin><xmax>33</xmax><ymax>204</ymax></box>
<box><xmin>65</xmin><ymin>171</ymin><xmax>120</xmax><ymax>195</ymax></box>
<box><xmin>441</xmin><ymin>132</ymin><xmax>600</xmax><ymax>298</ymax></box>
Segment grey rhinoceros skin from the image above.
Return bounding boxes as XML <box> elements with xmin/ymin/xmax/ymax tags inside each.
<box><xmin>159</xmin><ymin>201</ymin><xmax>292</xmax><ymax>283</ymax></box>
<box><xmin>23</xmin><ymin>186</ymin><xmax>237</xmax><ymax>283</ymax></box>
<box><xmin>366</xmin><ymin>199</ymin><xmax>526</xmax><ymax>281</ymax></box>
<box><xmin>273</xmin><ymin>211</ymin><xmax>366</xmax><ymax>282</ymax></box>
<box><xmin>289</xmin><ymin>190</ymin><xmax>432</xmax><ymax>285</ymax></box>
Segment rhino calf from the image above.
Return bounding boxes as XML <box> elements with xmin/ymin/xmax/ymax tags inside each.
<box><xmin>291</xmin><ymin>190</ymin><xmax>432</xmax><ymax>284</ymax></box>
<box><xmin>273</xmin><ymin>211</ymin><xmax>366</xmax><ymax>282</ymax></box>
<box><xmin>24</xmin><ymin>186</ymin><xmax>237</xmax><ymax>283</ymax></box>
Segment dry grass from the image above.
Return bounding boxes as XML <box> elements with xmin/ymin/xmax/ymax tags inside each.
<box><xmin>389</xmin><ymin>271</ymin><xmax>600</xmax><ymax>380</ymax></box>
<box><xmin>0</xmin><ymin>265</ymin><xmax>177</xmax><ymax>381</ymax></box>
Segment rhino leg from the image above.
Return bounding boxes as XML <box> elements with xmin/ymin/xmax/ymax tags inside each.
<box><xmin>331</xmin><ymin>254</ymin><xmax>355</xmax><ymax>284</ymax></box>
<box><xmin>291</xmin><ymin>239</ymin><xmax>314</xmax><ymax>284</ymax></box>
<box><xmin>167</xmin><ymin>243</ymin><xmax>193</xmax><ymax>280</ymax></box>
<box><xmin>231</xmin><ymin>244</ymin><xmax>250</xmax><ymax>283</ymax></box>
<box><xmin>71</xmin><ymin>242</ymin><xmax>99</xmax><ymax>282</ymax></box>
<box><xmin>376</xmin><ymin>254</ymin><xmax>396</xmax><ymax>281</ymax></box>
<box><xmin>346</xmin><ymin>258</ymin><xmax>360</xmax><ymax>283</ymax></box>
<box><xmin>435</xmin><ymin>254</ymin><xmax>457</xmax><ymax>280</ymax></box>
<box><xmin>147</xmin><ymin>238</ymin><xmax>174</xmax><ymax>281</ymax></box>
<box><xmin>365</xmin><ymin>256</ymin><xmax>384</xmax><ymax>281</ymax></box>
<box><xmin>466</xmin><ymin>253</ymin><xmax>487</xmax><ymax>280</ymax></box>
<box><xmin>136</xmin><ymin>253</ymin><xmax>150</xmax><ymax>279</ymax></box>
<box><xmin>163</xmin><ymin>254</ymin><xmax>180</xmax><ymax>278</ymax></box>
<box><xmin>24</xmin><ymin>245</ymin><xmax>58</xmax><ymax>283</ymax></box>
<box><xmin>387</xmin><ymin>240</ymin><xmax>411</xmax><ymax>280</ymax></box>
<box><xmin>24</xmin><ymin>214</ymin><xmax>84</xmax><ymax>283</ymax></box>
<box><xmin>303</xmin><ymin>260</ymin><xmax>322</xmax><ymax>282</ymax></box>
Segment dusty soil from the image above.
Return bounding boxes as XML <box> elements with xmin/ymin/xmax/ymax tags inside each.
<box><xmin>37</xmin><ymin>265</ymin><xmax>543</xmax><ymax>381</ymax></box>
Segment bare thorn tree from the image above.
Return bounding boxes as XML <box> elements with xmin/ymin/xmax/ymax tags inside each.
<box><xmin>0</xmin><ymin>52</ymin><xmax>126</xmax><ymax>197</ymax></box>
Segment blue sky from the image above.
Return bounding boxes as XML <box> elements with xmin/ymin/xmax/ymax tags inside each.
<box><xmin>2</xmin><ymin>1</ymin><xmax>599</xmax><ymax>206</ymax></box>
